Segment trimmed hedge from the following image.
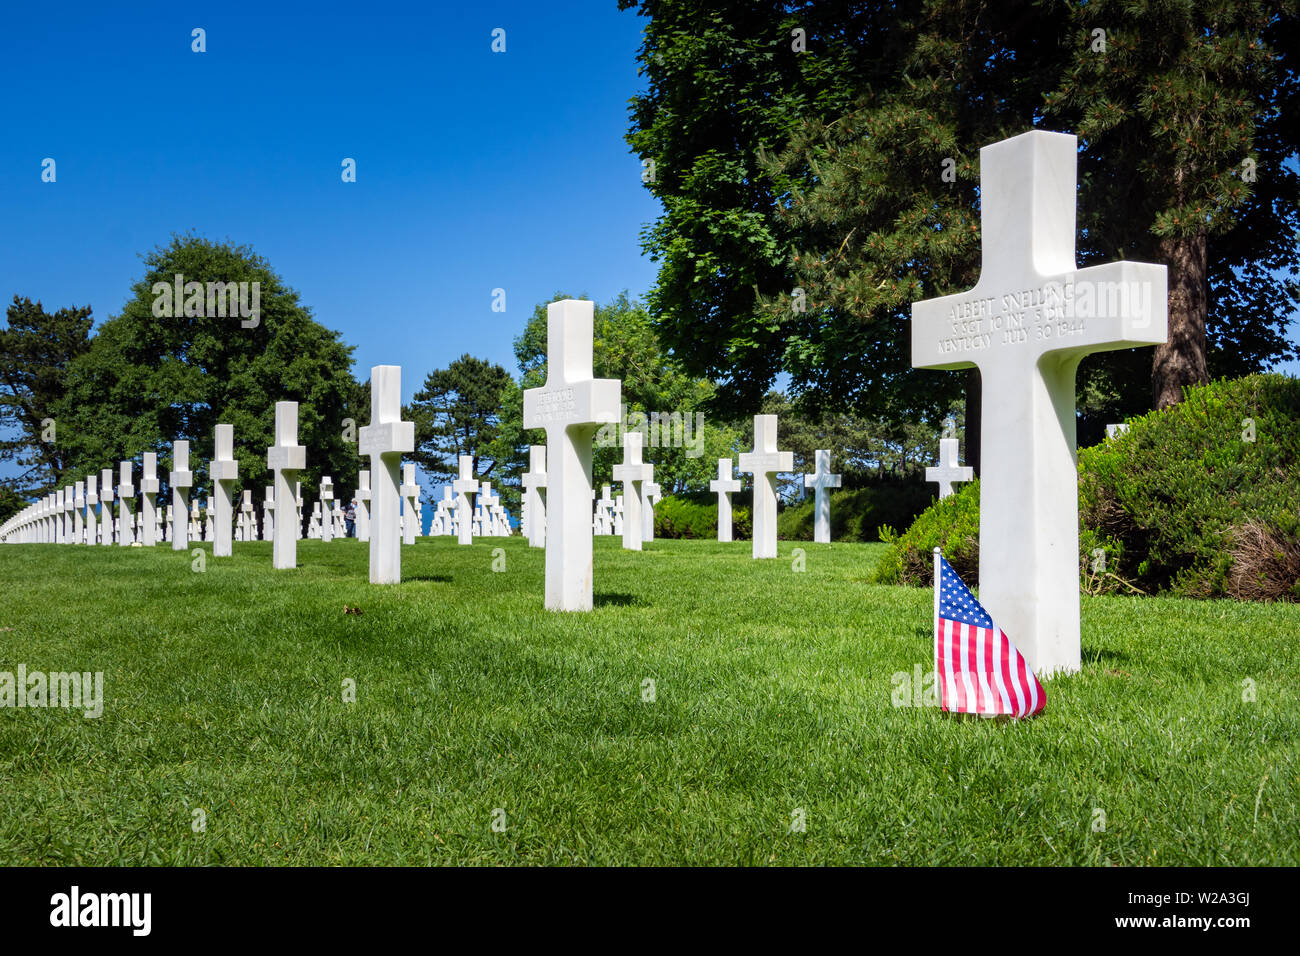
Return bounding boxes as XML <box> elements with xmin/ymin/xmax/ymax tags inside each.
<box><xmin>873</xmin><ymin>374</ymin><xmax>1300</xmax><ymax>602</ymax></box>
<box><xmin>653</xmin><ymin>494</ymin><xmax>751</xmax><ymax>539</ymax></box>
<box><xmin>776</xmin><ymin>482</ymin><xmax>934</xmax><ymax>543</ymax></box>
<box><xmin>1079</xmin><ymin>373</ymin><xmax>1300</xmax><ymax>600</ymax></box>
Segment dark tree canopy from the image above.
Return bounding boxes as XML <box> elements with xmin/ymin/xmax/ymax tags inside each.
<box><xmin>407</xmin><ymin>354</ymin><xmax>516</xmax><ymax>488</ymax></box>
<box><xmin>0</xmin><ymin>296</ymin><xmax>93</xmax><ymax>496</ymax></box>
<box><xmin>623</xmin><ymin>0</ymin><xmax>1299</xmax><ymax>442</ymax></box>
<box><xmin>52</xmin><ymin>234</ymin><xmax>363</xmax><ymax>505</ymax></box>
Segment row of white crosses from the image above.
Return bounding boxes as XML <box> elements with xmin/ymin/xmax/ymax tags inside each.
<box><xmin>0</xmin><ymin>433</ymin><xmax>241</xmax><ymax>547</ymax></box>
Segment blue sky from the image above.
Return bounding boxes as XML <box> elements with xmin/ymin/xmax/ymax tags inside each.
<box><xmin>0</xmin><ymin>0</ymin><xmax>661</xmax><ymax>393</ymax></box>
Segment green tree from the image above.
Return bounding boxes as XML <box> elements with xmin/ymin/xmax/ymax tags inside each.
<box><xmin>54</xmin><ymin>234</ymin><xmax>361</xmax><ymax>510</ymax></box>
<box><xmin>0</xmin><ymin>297</ymin><xmax>94</xmax><ymax>497</ymax></box>
<box><xmin>1047</xmin><ymin>0</ymin><xmax>1299</xmax><ymax>409</ymax></box>
<box><xmin>624</xmin><ymin>0</ymin><xmax>1299</xmax><ymax>448</ymax></box>
<box><xmin>407</xmin><ymin>354</ymin><xmax>516</xmax><ymax>494</ymax></box>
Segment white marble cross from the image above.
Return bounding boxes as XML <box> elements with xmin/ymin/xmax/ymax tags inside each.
<box><xmin>710</xmin><ymin>457</ymin><xmax>742</xmax><ymax>543</ymax></box>
<box><xmin>738</xmin><ymin>415</ymin><xmax>792</xmax><ymax>559</ymax></box>
<box><xmin>521</xmin><ymin>444</ymin><xmax>547</xmax><ymax>548</ymax></box>
<box><xmin>139</xmin><ymin>453</ymin><xmax>160</xmax><ymax>546</ymax></box>
<box><xmin>596</xmin><ymin>484</ymin><xmax>614</xmax><ymax>536</ymax></box>
<box><xmin>802</xmin><ymin>449</ymin><xmax>841</xmax><ymax>544</ymax></box>
<box><xmin>613</xmin><ymin>495</ymin><xmax>624</xmax><ymax>536</ymax></box>
<box><xmin>117</xmin><ymin>461</ymin><xmax>136</xmax><ymax>547</ymax></box>
<box><xmin>73</xmin><ymin>481</ymin><xmax>85</xmax><ymax>545</ymax></box>
<box><xmin>358</xmin><ymin>365</ymin><xmax>415</xmax><ymax>584</ymax></box>
<box><xmin>355</xmin><ymin>470</ymin><xmax>371</xmax><ymax>542</ymax></box>
<box><xmin>433</xmin><ymin>486</ymin><xmax>453</xmax><ymax>536</ymax></box>
<box><xmin>925</xmin><ymin>438</ymin><xmax>973</xmax><ymax>500</ymax></box>
<box><xmin>522</xmin><ymin>299</ymin><xmax>621</xmax><ymax>611</ymax></box>
<box><xmin>240</xmin><ymin>490</ymin><xmax>256</xmax><ymax>541</ymax></box>
<box><xmin>210</xmin><ymin>424</ymin><xmax>238</xmax><ymax>557</ymax></box>
<box><xmin>263</xmin><ymin>485</ymin><xmax>275</xmax><ymax>542</ymax></box>
<box><xmin>99</xmin><ymin>469</ymin><xmax>115</xmax><ymax>545</ymax></box>
<box><xmin>205</xmin><ymin>497</ymin><xmax>215</xmax><ymax>543</ymax></box>
<box><xmin>612</xmin><ymin>430</ymin><xmax>651</xmax><ymax>551</ymax></box>
<box><xmin>642</xmin><ymin>481</ymin><xmax>661</xmax><ymax>542</ymax></box>
<box><xmin>401</xmin><ymin>463</ymin><xmax>420</xmax><ymax>545</ymax></box>
<box><xmin>189</xmin><ymin>500</ymin><xmax>200</xmax><ymax>541</ymax></box>
<box><xmin>267</xmin><ymin>402</ymin><xmax>306</xmax><ymax>568</ymax></box>
<box><xmin>170</xmin><ymin>440</ymin><xmax>194</xmax><ymax>551</ymax></box>
<box><xmin>319</xmin><ymin>476</ymin><xmax>335</xmax><ymax>544</ymax></box>
<box><xmin>84</xmin><ymin>475</ymin><xmax>98</xmax><ymax>546</ymax></box>
<box><xmin>452</xmin><ymin>455</ymin><xmax>478</xmax><ymax>546</ymax></box>
<box><xmin>911</xmin><ymin>129</ymin><xmax>1167</xmax><ymax>676</ymax></box>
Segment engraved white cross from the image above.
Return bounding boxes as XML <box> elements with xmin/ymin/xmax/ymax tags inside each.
<box><xmin>911</xmin><ymin>130</ymin><xmax>1167</xmax><ymax>675</ymax></box>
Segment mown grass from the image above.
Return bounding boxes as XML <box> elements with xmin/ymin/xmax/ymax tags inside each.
<box><xmin>0</xmin><ymin>536</ymin><xmax>1295</xmax><ymax>865</ymax></box>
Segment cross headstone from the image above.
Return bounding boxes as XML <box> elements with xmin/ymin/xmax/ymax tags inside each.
<box><xmin>910</xmin><ymin>129</ymin><xmax>1166</xmax><ymax>675</ymax></box>
<box><xmin>266</xmin><ymin>401</ymin><xmax>306</xmax><ymax>568</ymax></box>
<box><xmin>99</xmin><ymin>469</ymin><xmax>115</xmax><ymax>545</ymax></box>
<box><xmin>308</xmin><ymin>502</ymin><xmax>322</xmax><ymax>539</ymax></box>
<box><xmin>139</xmin><ymin>452</ymin><xmax>160</xmax><ymax>546</ymax></box>
<box><xmin>117</xmin><ymin>461</ymin><xmax>136</xmax><ymax>547</ymax></box>
<box><xmin>925</xmin><ymin>438</ymin><xmax>973</xmax><ymax>500</ymax></box>
<box><xmin>73</xmin><ymin>481</ymin><xmax>85</xmax><ymax>545</ymax></box>
<box><xmin>521</xmin><ymin>444</ymin><xmax>547</xmax><ymax>548</ymax></box>
<box><xmin>642</xmin><ymin>481</ymin><xmax>661</xmax><ymax>542</ymax></box>
<box><xmin>240</xmin><ymin>490</ymin><xmax>256</xmax><ymax>542</ymax></box>
<box><xmin>710</xmin><ymin>458</ymin><xmax>742</xmax><ymax>543</ymax></box>
<box><xmin>738</xmin><ymin>415</ymin><xmax>792</xmax><ymax>559</ymax></box>
<box><xmin>355</xmin><ymin>470</ymin><xmax>371</xmax><ymax>542</ymax></box>
<box><xmin>452</xmin><ymin>455</ymin><xmax>479</xmax><ymax>546</ymax></box>
<box><xmin>319</xmin><ymin>476</ymin><xmax>335</xmax><ymax>544</ymax></box>
<box><xmin>170</xmin><ymin>440</ymin><xmax>194</xmax><ymax>551</ymax></box>
<box><xmin>479</xmin><ymin>482</ymin><xmax>499</xmax><ymax>536</ymax></box>
<box><xmin>401</xmin><ymin>463</ymin><xmax>420</xmax><ymax>546</ymax></box>
<box><xmin>263</xmin><ymin>485</ymin><xmax>275</xmax><ymax>542</ymax></box>
<box><xmin>1105</xmin><ymin>423</ymin><xmax>1130</xmax><ymax>440</ymax></box>
<box><xmin>189</xmin><ymin>500</ymin><xmax>200</xmax><ymax>541</ymax></box>
<box><xmin>84</xmin><ymin>475</ymin><xmax>98</xmax><ymax>546</ymax></box>
<box><xmin>613</xmin><ymin>495</ymin><xmax>624</xmax><ymax>536</ymax></box>
<box><xmin>596</xmin><ymin>484</ymin><xmax>615</xmax><ymax>536</ymax></box>
<box><xmin>210</xmin><ymin>423</ymin><xmax>238</xmax><ymax>557</ymax></box>
<box><xmin>522</xmin><ymin>299</ymin><xmax>621</xmax><ymax>611</ymax></box>
<box><xmin>804</xmin><ymin>450</ymin><xmax>842</xmax><ymax>544</ymax></box>
<box><xmin>612</xmin><ymin>431</ymin><xmax>651</xmax><ymax>551</ymax></box>
<box><xmin>204</xmin><ymin>498</ymin><xmax>215</xmax><ymax>543</ymax></box>
<box><xmin>358</xmin><ymin>365</ymin><xmax>415</xmax><ymax>584</ymax></box>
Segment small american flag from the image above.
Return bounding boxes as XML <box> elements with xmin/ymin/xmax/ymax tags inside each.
<box><xmin>934</xmin><ymin>549</ymin><xmax>1045</xmax><ymax>719</ymax></box>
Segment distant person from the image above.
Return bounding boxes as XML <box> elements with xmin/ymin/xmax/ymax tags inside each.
<box><xmin>345</xmin><ymin>500</ymin><xmax>357</xmax><ymax>538</ymax></box>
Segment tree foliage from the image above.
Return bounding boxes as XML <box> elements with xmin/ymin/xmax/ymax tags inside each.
<box><xmin>0</xmin><ymin>297</ymin><xmax>93</xmax><ymax>496</ymax></box>
<box><xmin>53</xmin><ymin>235</ymin><xmax>363</xmax><ymax>508</ymax></box>
<box><xmin>407</xmin><ymin>354</ymin><xmax>516</xmax><ymax>492</ymax></box>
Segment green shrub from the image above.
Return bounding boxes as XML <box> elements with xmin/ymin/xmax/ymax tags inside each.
<box><xmin>871</xmin><ymin>481</ymin><xmax>980</xmax><ymax>585</ymax></box>
<box><xmin>1078</xmin><ymin>372</ymin><xmax>1300</xmax><ymax>599</ymax></box>
<box><xmin>653</xmin><ymin>495</ymin><xmax>751</xmax><ymax>540</ymax></box>
<box><xmin>875</xmin><ymin>373</ymin><xmax>1300</xmax><ymax>600</ymax></box>
<box><xmin>776</xmin><ymin>481</ymin><xmax>934</xmax><ymax>543</ymax></box>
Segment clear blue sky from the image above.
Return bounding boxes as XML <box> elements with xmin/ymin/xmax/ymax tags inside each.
<box><xmin>0</xmin><ymin>0</ymin><xmax>660</xmax><ymax>395</ymax></box>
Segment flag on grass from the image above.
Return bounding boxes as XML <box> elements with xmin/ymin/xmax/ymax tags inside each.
<box><xmin>933</xmin><ymin>549</ymin><xmax>1045</xmax><ymax>719</ymax></box>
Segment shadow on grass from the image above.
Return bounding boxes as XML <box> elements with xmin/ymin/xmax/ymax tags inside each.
<box><xmin>404</xmin><ymin>574</ymin><xmax>454</xmax><ymax>584</ymax></box>
<box><xmin>595</xmin><ymin>593</ymin><xmax>644</xmax><ymax>608</ymax></box>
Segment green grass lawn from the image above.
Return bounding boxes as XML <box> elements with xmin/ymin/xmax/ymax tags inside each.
<box><xmin>0</xmin><ymin>536</ymin><xmax>1296</xmax><ymax>865</ymax></box>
